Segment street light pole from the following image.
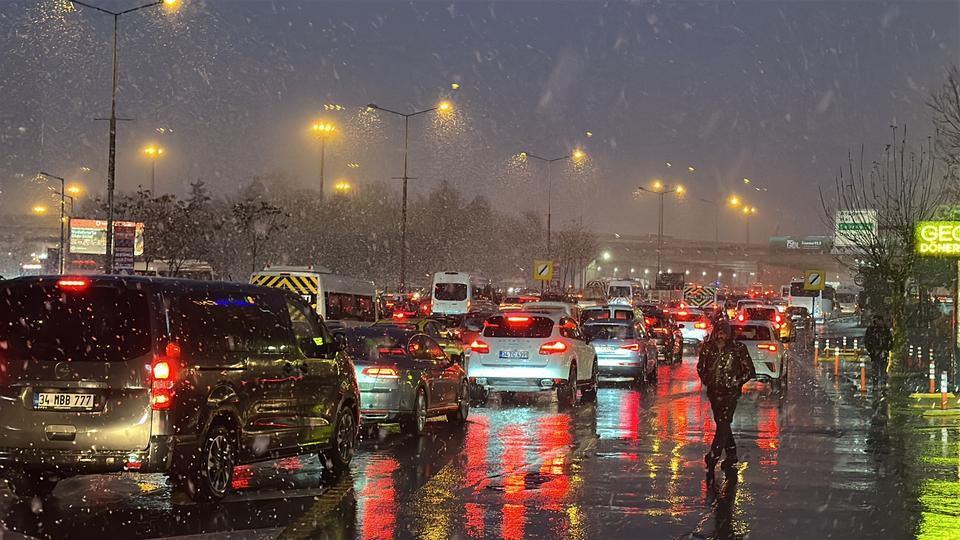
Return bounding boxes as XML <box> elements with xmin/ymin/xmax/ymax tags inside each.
<box><xmin>637</xmin><ymin>182</ymin><xmax>684</xmax><ymax>277</ymax></box>
<box><xmin>519</xmin><ymin>149</ymin><xmax>586</xmax><ymax>258</ymax></box>
<box><xmin>70</xmin><ymin>0</ymin><xmax>171</xmax><ymax>274</ymax></box>
<box><xmin>39</xmin><ymin>172</ymin><xmax>67</xmax><ymax>274</ymax></box>
<box><xmin>366</xmin><ymin>101</ymin><xmax>452</xmax><ymax>292</ymax></box>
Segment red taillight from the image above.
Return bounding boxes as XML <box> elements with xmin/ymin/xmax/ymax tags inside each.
<box><xmin>619</xmin><ymin>342</ymin><xmax>641</xmax><ymax>351</ymax></box>
<box><xmin>420</xmin><ymin>304</ymin><xmax>431</xmax><ymax>315</ymax></box>
<box><xmin>694</xmin><ymin>322</ymin><xmax>707</xmax><ymax>329</ymax></box>
<box><xmin>151</xmin><ymin>342</ymin><xmax>180</xmax><ymax>411</ymax></box>
<box><xmin>737</xmin><ymin>313</ymin><xmax>745</xmax><ymax>322</ymax></box>
<box><xmin>759</xmin><ymin>343</ymin><xmax>778</xmax><ymax>352</ymax></box>
<box><xmin>392</xmin><ymin>312</ymin><xmax>406</xmax><ymax>319</ymax></box>
<box><xmin>644</xmin><ymin>317</ymin><xmax>656</xmax><ymax>326</ymax></box>
<box><xmin>362</xmin><ymin>366</ymin><xmax>400</xmax><ymax>379</ymax></box>
<box><xmin>57</xmin><ymin>277</ymin><xmax>89</xmax><ymax>291</ymax></box>
<box><xmin>507</xmin><ymin>316</ymin><xmax>531</xmax><ymax>323</ymax></box>
<box><xmin>539</xmin><ymin>340</ymin><xmax>568</xmax><ymax>354</ymax></box>
<box><xmin>774</xmin><ymin>314</ymin><xmax>783</xmax><ymax>324</ymax></box>
<box><xmin>677</xmin><ymin>310</ymin><xmax>688</xmax><ymax>317</ymax></box>
<box><xmin>469</xmin><ymin>339</ymin><xmax>490</xmax><ymax>354</ymax></box>
<box><xmin>377</xmin><ymin>347</ymin><xmax>407</xmax><ymax>356</ymax></box>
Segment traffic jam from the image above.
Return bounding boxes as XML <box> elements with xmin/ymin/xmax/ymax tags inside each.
<box><xmin>0</xmin><ymin>267</ymin><xmax>825</xmax><ymax>538</ymax></box>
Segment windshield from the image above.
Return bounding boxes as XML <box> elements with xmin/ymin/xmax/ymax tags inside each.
<box><xmin>482</xmin><ymin>315</ymin><xmax>553</xmax><ymax>338</ymax></box>
<box><xmin>584</xmin><ymin>324</ymin><xmax>636</xmax><ymax>341</ymax></box>
<box><xmin>434</xmin><ymin>283</ymin><xmax>468</xmax><ymax>301</ymax></box>
<box><xmin>0</xmin><ymin>282</ymin><xmax>151</xmax><ymax>362</ymax></box>
<box><xmin>731</xmin><ymin>325</ymin><xmax>773</xmax><ymax>341</ymax></box>
<box><xmin>608</xmin><ymin>286</ymin><xmax>632</xmax><ymax>298</ymax></box>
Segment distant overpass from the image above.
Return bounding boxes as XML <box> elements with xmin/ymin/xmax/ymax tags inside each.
<box><xmin>584</xmin><ymin>233</ymin><xmax>851</xmax><ymax>289</ymax></box>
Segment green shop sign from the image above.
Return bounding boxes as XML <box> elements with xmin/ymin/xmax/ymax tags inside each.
<box><xmin>915</xmin><ymin>221</ymin><xmax>960</xmax><ymax>256</ymax></box>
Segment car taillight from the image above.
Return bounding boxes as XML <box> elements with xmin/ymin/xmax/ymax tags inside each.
<box><xmin>57</xmin><ymin>277</ymin><xmax>89</xmax><ymax>291</ymax></box>
<box><xmin>774</xmin><ymin>314</ymin><xmax>783</xmax><ymax>324</ymax></box>
<box><xmin>653</xmin><ymin>328</ymin><xmax>668</xmax><ymax>334</ymax></box>
<box><xmin>539</xmin><ymin>341</ymin><xmax>568</xmax><ymax>354</ymax></box>
<box><xmin>469</xmin><ymin>339</ymin><xmax>490</xmax><ymax>354</ymax></box>
<box><xmin>694</xmin><ymin>322</ymin><xmax>707</xmax><ymax>329</ymax></box>
<box><xmin>392</xmin><ymin>312</ymin><xmax>406</xmax><ymax>319</ymax></box>
<box><xmin>151</xmin><ymin>342</ymin><xmax>180</xmax><ymax>411</ymax></box>
<box><xmin>377</xmin><ymin>347</ymin><xmax>407</xmax><ymax>356</ymax></box>
<box><xmin>507</xmin><ymin>316</ymin><xmax>531</xmax><ymax>323</ymax></box>
<box><xmin>759</xmin><ymin>343</ymin><xmax>778</xmax><ymax>352</ymax></box>
<box><xmin>644</xmin><ymin>317</ymin><xmax>656</xmax><ymax>326</ymax></box>
<box><xmin>420</xmin><ymin>304</ymin><xmax>431</xmax><ymax>315</ymax></box>
<box><xmin>362</xmin><ymin>366</ymin><xmax>400</xmax><ymax>379</ymax></box>
<box><xmin>737</xmin><ymin>313</ymin><xmax>745</xmax><ymax>322</ymax></box>
<box><xmin>619</xmin><ymin>342</ymin><xmax>641</xmax><ymax>351</ymax></box>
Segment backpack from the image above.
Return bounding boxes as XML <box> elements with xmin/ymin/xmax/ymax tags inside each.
<box><xmin>709</xmin><ymin>346</ymin><xmax>743</xmax><ymax>392</ymax></box>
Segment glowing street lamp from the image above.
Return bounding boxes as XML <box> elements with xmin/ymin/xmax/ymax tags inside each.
<box><xmin>636</xmin><ymin>180</ymin><xmax>686</xmax><ymax>275</ymax></box>
<box><xmin>519</xmin><ymin>147</ymin><xmax>589</xmax><ymax>258</ymax></box>
<box><xmin>143</xmin><ymin>145</ymin><xmax>164</xmax><ymax>193</ymax></box>
<box><xmin>68</xmin><ymin>0</ymin><xmax>182</xmax><ymax>273</ymax></box>
<box><xmin>333</xmin><ymin>179</ymin><xmax>353</xmax><ymax>194</ymax></box>
<box><xmin>309</xmin><ymin>120</ymin><xmax>336</xmax><ymax>202</ymax></box>
<box><xmin>32</xmin><ymin>205</ymin><xmax>48</xmax><ymax>215</ymax></box>
<box><xmin>365</xmin><ymin>99</ymin><xmax>456</xmax><ymax>291</ymax></box>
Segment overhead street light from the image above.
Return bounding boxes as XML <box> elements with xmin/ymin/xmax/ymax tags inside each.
<box><xmin>37</xmin><ymin>171</ymin><xmax>77</xmax><ymax>274</ymax></box>
<box><xmin>366</xmin><ymin>99</ymin><xmax>454</xmax><ymax>292</ymax></box>
<box><xmin>310</xmin><ymin>120</ymin><xmax>336</xmax><ymax>202</ymax></box>
<box><xmin>517</xmin><ymin>147</ymin><xmax>587</xmax><ymax>259</ymax></box>
<box><xmin>68</xmin><ymin>0</ymin><xmax>181</xmax><ymax>273</ymax></box>
<box><xmin>143</xmin><ymin>144</ymin><xmax>164</xmax><ymax>193</ymax></box>
<box><xmin>636</xmin><ymin>180</ymin><xmax>685</xmax><ymax>276</ymax></box>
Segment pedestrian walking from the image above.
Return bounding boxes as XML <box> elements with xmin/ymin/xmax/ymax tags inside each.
<box><xmin>697</xmin><ymin>322</ymin><xmax>756</xmax><ymax>473</ymax></box>
<box><xmin>864</xmin><ymin>315</ymin><xmax>892</xmax><ymax>387</ymax></box>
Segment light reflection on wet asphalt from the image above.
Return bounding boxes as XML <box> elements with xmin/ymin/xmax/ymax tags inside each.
<box><xmin>0</xmin><ymin>345</ymin><xmax>923</xmax><ymax>539</ymax></box>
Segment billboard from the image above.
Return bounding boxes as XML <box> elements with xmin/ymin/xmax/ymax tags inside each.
<box><xmin>834</xmin><ymin>210</ymin><xmax>877</xmax><ymax>249</ymax></box>
<box><xmin>915</xmin><ymin>221</ymin><xmax>960</xmax><ymax>256</ymax></box>
<box><xmin>69</xmin><ymin>219</ymin><xmax>144</xmax><ymax>256</ymax></box>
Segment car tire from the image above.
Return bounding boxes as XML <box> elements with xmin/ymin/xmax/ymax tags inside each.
<box><xmin>649</xmin><ymin>355</ymin><xmax>659</xmax><ymax>382</ymax></box>
<box><xmin>469</xmin><ymin>383</ymin><xmax>488</xmax><ymax>406</ymax></box>
<box><xmin>177</xmin><ymin>423</ymin><xmax>238</xmax><ymax>504</ymax></box>
<box><xmin>447</xmin><ymin>382</ymin><xmax>470</xmax><ymax>425</ymax></box>
<box><xmin>5</xmin><ymin>471</ymin><xmax>58</xmax><ymax>499</ymax></box>
<box><xmin>321</xmin><ymin>404</ymin><xmax>357</xmax><ymax>478</ymax></box>
<box><xmin>401</xmin><ymin>388</ymin><xmax>428</xmax><ymax>436</ymax></box>
<box><xmin>558</xmin><ymin>363</ymin><xmax>578</xmax><ymax>408</ymax></box>
<box><xmin>581</xmin><ymin>358</ymin><xmax>599</xmax><ymax>402</ymax></box>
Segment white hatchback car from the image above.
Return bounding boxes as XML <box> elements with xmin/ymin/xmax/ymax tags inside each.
<box><xmin>729</xmin><ymin>321</ymin><xmax>787</xmax><ymax>392</ymax></box>
<box><xmin>467</xmin><ymin>312</ymin><xmax>598</xmax><ymax>406</ymax></box>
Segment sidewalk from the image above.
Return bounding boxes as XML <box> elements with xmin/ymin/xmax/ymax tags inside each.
<box><xmin>808</xmin><ymin>343</ymin><xmax>960</xmax><ymax>540</ymax></box>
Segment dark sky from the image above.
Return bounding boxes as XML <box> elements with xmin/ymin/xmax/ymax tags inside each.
<box><xmin>2</xmin><ymin>0</ymin><xmax>958</xmax><ymax>243</ymax></box>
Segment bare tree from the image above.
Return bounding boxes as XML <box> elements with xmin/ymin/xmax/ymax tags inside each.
<box><xmin>556</xmin><ymin>220</ymin><xmax>597</xmax><ymax>288</ymax></box>
<box><xmin>820</xmin><ymin>127</ymin><xmax>945</xmax><ymax>372</ymax></box>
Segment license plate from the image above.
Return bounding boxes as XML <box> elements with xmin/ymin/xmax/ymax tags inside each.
<box><xmin>499</xmin><ymin>350</ymin><xmax>529</xmax><ymax>359</ymax></box>
<box><xmin>34</xmin><ymin>393</ymin><xmax>95</xmax><ymax>411</ymax></box>
<box><xmin>596</xmin><ymin>345</ymin><xmax>616</xmax><ymax>352</ymax></box>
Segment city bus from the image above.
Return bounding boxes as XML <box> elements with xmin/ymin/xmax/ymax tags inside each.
<box><xmin>251</xmin><ymin>265</ymin><xmax>378</xmax><ymax>325</ymax></box>
<box><xmin>788</xmin><ymin>281</ymin><xmax>835</xmax><ymax>322</ymax></box>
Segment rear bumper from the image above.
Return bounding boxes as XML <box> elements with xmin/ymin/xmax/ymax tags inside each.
<box><xmin>470</xmin><ymin>377</ymin><xmax>558</xmax><ymax>392</ymax></box>
<box><xmin>0</xmin><ymin>435</ymin><xmax>176</xmax><ymax>475</ymax></box>
<box><xmin>597</xmin><ymin>363</ymin><xmax>645</xmax><ymax>376</ymax></box>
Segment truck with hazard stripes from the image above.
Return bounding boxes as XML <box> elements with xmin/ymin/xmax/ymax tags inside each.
<box><xmin>250</xmin><ymin>265</ymin><xmax>378</xmax><ymax>325</ymax></box>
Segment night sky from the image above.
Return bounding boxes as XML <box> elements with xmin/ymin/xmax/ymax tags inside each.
<box><xmin>2</xmin><ymin>0</ymin><xmax>958</xmax><ymax>242</ymax></box>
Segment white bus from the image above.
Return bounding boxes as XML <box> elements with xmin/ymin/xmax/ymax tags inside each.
<box><xmin>788</xmin><ymin>281</ymin><xmax>835</xmax><ymax>322</ymax></box>
<box><xmin>431</xmin><ymin>271</ymin><xmax>496</xmax><ymax>317</ymax></box>
<box><xmin>251</xmin><ymin>265</ymin><xmax>378</xmax><ymax>325</ymax></box>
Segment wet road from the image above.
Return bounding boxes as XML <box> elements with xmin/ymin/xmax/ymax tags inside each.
<box><xmin>1</xmin><ymin>331</ymin><xmax>922</xmax><ymax>539</ymax></box>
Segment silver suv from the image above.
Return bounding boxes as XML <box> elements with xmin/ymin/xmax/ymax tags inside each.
<box><xmin>0</xmin><ymin>276</ymin><xmax>360</xmax><ymax>503</ymax></box>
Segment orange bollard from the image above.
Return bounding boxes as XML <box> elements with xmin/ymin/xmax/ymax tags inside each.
<box><xmin>814</xmin><ymin>341</ymin><xmax>820</xmax><ymax>366</ymax></box>
<box><xmin>930</xmin><ymin>361</ymin><xmax>936</xmax><ymax>394</ymax></box>
<box><xmin>834</xmin><ymin>347</ymin><xmax>840</xmax><ymax>377</ymax></box>
<box><xmin>941</xmin><ymin>371</ymin><xmax>949</xmax><ymax>411</ymax></box>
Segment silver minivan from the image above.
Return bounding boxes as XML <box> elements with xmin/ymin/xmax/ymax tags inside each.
<box><xmin>0</xmin><ymin>275</ymin><xmax>360</xmax><ymax>503</ymax></box>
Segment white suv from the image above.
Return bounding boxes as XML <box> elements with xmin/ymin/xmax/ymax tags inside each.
<box><xmin>467</xmin><ymin>312</ymin><xmax>598</xmax><ymax>406</ymax></box>
<box><xmin>730</xmin><ymin>321</ymin><xmax>787</xmax><ymax>392</ymax></box>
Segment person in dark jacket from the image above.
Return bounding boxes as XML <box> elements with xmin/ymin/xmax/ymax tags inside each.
<box><xmin>864</xmin><ymin>315</ymin><xmax>892</xmax><ymax>387</ymax></box>
<box><xmin>697</xmin><ymin>321</ymin><xmax>756</xmax><ymax>472</ymax></box>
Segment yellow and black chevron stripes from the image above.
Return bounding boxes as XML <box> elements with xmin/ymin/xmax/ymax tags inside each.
<box><xmin>250</xmin><ymin>274</ymin><xmax>319</xmax><ymax>296</ymax></box>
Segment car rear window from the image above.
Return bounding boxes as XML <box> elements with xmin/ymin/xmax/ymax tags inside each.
<box><xmin>731</xmin><ymin>325</ymin><xmax>773</xmax><ymax>341</ymax></box>
<box><xmin>0</xmin><ymin>281</ymin><xmax>151</xmax><ymax>362</ymax></box>
<box><xmin>744</xmin><ymin>308</ymin><xmax>777</xmax><ymax>320</ymax></box>
<box><xmin>583</xmin><ymin>308</ymin><xmax>634</xmax><ymax>322</ymax></box>
<box><xmin>584</xmin><ymin>324</ymin><xmax>636</xmax><ymax>341</ymax></box>
<box><xmin>482</xmin><ymin>315</ymin><xmax>553</xmax><ymax>338</ymax></box>
<box><xmin>179</xmin><ymin>292</ymin><xmax>291</xmax><ymax>355</ymax></box>
<box><xmin>674</xmin><ymin>311</ymin><xmax>704</xmax><ymax>322</ymax></box>
<box><xmin>434</xmin><ymin>283</ymin><xmax>467</xmax><ymax>301</ymax></box>
<box><xmin>343</xmin><ymin>330</ymin><xmax>407</xmax><ymax>364</ymax></box>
